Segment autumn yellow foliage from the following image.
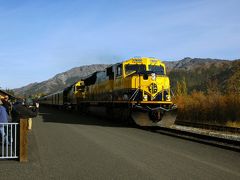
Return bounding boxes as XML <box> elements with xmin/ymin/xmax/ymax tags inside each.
<box><xmin>175</xmin><ymin>92</ymin><xmax>240</xmax><ymax>127</ymax></box>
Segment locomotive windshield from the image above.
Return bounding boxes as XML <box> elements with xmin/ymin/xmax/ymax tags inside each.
<box><xmin>148</xmin><ymin>65</ymin><xmax>165</xmax><ymax>75</ymax></box>
<box><xmin>125</xmin><ymin>64</ymin><xmax>146</xmax><ymax>76</ymax></box>
<box><xmin>76</xmin><ymin>85</ymin><xmax>85</xmax><ymax>92</ymax></box>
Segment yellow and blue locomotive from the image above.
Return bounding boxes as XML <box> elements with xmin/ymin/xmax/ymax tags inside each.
<box><xmin>40</xmin><ymin>57</ymin><xmax>176</xmax><ymax>126</ymax></box>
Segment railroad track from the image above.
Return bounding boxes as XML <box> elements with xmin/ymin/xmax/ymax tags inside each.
<box><xmin>175</xmin><ymin>121</ymin><xmax>240</xmax><ymax>133</ymax></box>
<box><xmin>147</xmin><ymin>125</ymin><xmax>240</xmax><ymax>152</ymax></box>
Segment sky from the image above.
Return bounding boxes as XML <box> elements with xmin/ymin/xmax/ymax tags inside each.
<box><xmin>0</xmin><ymin>0</ymin><xmax>239</xmax><ymax>89</ymax></box>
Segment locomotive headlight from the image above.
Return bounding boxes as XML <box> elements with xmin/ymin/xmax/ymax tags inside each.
<box><xmin>151</xmin><ymin>73</ymin><xmax>156</xmax><ymax>81</ymax></box>
<box><xmin>166</xmin><ymin>95</ymin><xmax>171</xmax><ymax>101</ymax></box>
<box><xmin>143</xmin><ymin>94</ymin><xmax>148</xmax><ymax>101</ymax></box>
<box><xmin>123</xmin><ymin>94</ymin><xmax>129</xmax><ymax>100</ymax></box>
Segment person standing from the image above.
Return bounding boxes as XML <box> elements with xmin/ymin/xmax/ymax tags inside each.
<box><xmin>11</xmin><ymin>99</ymin><xmax>39</xmax><ymax>123</ymax></box>
<box><xmin>24</xmin><ymin>98</ymin><xmax>39</xmax><ymax>130</ymax></box>
<box><xmin>1</xmin><ymin>96</ymin><xmax>12</xmax><ymax>114</ymax></box>
<box><xmin>1</xmin><ymin>95</ymin><xmax>12</xmax><ymax>122</ymax></box>
<box><xmin>0</xmin><ymin>99</ymin><xmax>8</xmax><ymax>144</ymax></box>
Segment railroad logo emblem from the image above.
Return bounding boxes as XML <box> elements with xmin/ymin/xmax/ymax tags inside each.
<box><xmin>148</xmin><ymin>83</ymin><xmax>158</xmax><ymax>94</ymax></box>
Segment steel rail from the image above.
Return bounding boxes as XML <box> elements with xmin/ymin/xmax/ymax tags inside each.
<box><xmin>145</xmin><ymin>125</ymin><xmax>240</xmax><ymax>152</ymax></box>
<box><xmin>175</xmin><ymin>121</ymin><xmax>240</xmax><ymax>133</ymax></box>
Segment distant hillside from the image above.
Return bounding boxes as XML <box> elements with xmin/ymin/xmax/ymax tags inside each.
<box><xmin>13</xmin><ymin>57</ymin><xmax>240</xmax><ymax>97</ymax></box>
<box><xmin>13</xmin><ymin>64</ymin><xmax>109</xmax><ymax>97</ymax></box>
<box><xmin>164</xmin><ymin>57</ymin><xmax>230</xmax><ymax>72</ymax></box>
<box><xmin>168</xmin><ymin>58</ymin><xmax>240</xmax><ymax>93</ymax></box>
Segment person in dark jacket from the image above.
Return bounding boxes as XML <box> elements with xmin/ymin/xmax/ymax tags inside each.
<box><xmin>24</xmin><ymin>98</ymin><xmax>39</xmax><ymax>130</ymax></box>
<box><xmin>11</xmin><ymin>99</ymin><xmax>39</xmax><ymax>122</ymax></box>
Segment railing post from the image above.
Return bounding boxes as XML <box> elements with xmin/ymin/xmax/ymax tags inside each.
<box><xmin>19</xmin><ymin>119</ymin><xmax>28</xmax><ymax>162</ymax></box>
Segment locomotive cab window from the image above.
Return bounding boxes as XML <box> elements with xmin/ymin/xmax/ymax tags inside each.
<box><xmin>125</xmin><ymin>64</ymin><xmax>146</xmax><ymax>76</ymax></box>
<box><xmin>116</xmin><ymin>64</ymin><xmax>122</xmax><ymax>77</ymax></box>
<box><xmin>80</xmin><ymin>86</ymin><xmax>85</xmax><ymax>92</ymax></box>
<box><xmin>148</xmin><ymin>65</ymin><xmax>165</xmax><ymax>75</ymax></box>
<box><xmin>75</xmin><ymin>85</ymin><xmax>80</xmax><ymax>91</ymax></box>
<box><xmin>76</xmin><ymin>85</ymin><xmax>85</xmax><ymax>92</ymax></box>
<box><xmin>107</xmin><ymin>66</ymin><xmax>114</xmax><ymax>80</ymax></box>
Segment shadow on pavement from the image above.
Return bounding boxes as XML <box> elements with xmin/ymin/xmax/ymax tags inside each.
<box><xmin>39</xmin><ymin>106</ymin><xmax>133</xmax><ymax>128</ymax></box>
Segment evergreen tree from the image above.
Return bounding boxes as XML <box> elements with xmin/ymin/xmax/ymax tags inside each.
<box><xmin>5</xmin><ymin>88</ymin><xmax>15</xmax><ymax>96</ymax></box>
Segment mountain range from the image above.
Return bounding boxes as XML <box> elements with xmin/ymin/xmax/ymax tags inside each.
<box><xmin>13</xmin><ymin>57</ymin><xmax>240</xmax><ymax>97</ymax></box>
<box><xmin>13</xmin><ymin>64</ymin><xmax>109</xmax><ymax>97</ymax></box>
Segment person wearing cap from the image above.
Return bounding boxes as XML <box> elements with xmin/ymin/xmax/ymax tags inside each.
<box><xmin>0</xmin><ymin>99</ymin><xmax>9</xmax><ymax>144</ymax></box>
